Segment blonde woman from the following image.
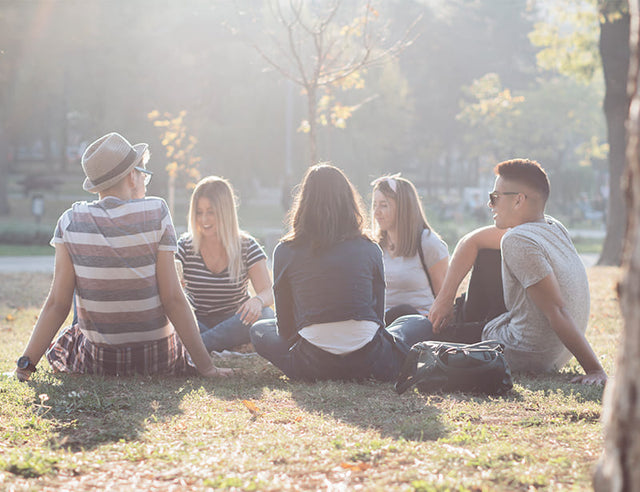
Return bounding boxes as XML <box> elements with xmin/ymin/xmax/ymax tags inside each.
<box><xmin>176</xmin><ymin>176</ymin><xmax>274</xmax><ymax>353</ymax></box>
<box><xmin>371</xmin><ymin>174</ymin><xmax>449</xmax><ymax>325</ymax></box>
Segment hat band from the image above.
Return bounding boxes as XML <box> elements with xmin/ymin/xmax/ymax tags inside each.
<box><xmin>90</xmin><ymin>148</ymin><xmax>138</xmax><ymax>187</ymax></box>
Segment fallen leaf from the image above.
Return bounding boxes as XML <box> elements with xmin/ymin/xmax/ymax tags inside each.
<box><xmin>5</xmin><ymin>314</ymin><xmax>15</xmax><ymax>322</ymax></box>
<box><xmin>242</xmin><ymin>399</ymin><xmax>262</xmax><ymax>417</ymax></box>
<box><xmin>340</xmin><ymin>462</ymin><xmax>371</xmax><ymax>471</ymax></box>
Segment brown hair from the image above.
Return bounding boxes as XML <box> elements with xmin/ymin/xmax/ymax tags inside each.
<box><xmin>283</xmin><ymin>163</ymin><xmax>367</xmax><ymax>250</ymax></box>
<box><xmin>372</xmin><ymin>176</ymin><xmax>435</xmax><ymax>257</ymax></box>
<box><xmin>494</xmin><ymin>159</ymin><xmax>550</xmax><ymax>202</ymax></box>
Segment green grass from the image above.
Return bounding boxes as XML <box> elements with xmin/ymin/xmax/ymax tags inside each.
<box><xmin>571</xmin><ymin>237</ymin><xmax>604</xmax><ymax>255</ymax></box>
<box><xmin>0</xmin><ymin>244</ymin><xmax>54</xmax><ymax>256</ymax></box>
<box><xmin>0</xmin><ymin>267</ymin><xmax>621</xmax><ymax>490</ymax></box>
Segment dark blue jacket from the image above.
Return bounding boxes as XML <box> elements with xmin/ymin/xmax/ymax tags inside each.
<box><xmin>272</xmin><ymin>236</ymin><xmax>385</xmax><ymax>342</ymax></box>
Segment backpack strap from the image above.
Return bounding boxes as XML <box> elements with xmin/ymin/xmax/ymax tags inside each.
<box><xmin>394</xmin><ymin>345</ymin><xmax>422</xmax><ymax>394</ymax></box>
<box><xmin>395</xmin><ymin>342</ymin><xmax>439</xmax><ymax>394</ymax></box>
<box><xmin>416</xmin><ymin>228</ymin><xmax>435</xmax><ymax>297</ymax></box>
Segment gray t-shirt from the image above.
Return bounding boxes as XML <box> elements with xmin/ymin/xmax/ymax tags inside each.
<box><xmin>383</xmin><ymin>229</ymin><xmax>449</xmax><ymax>315</ymax></box>
<box><xmin>482</xmin><ymin>216</ymin><xmax>590</xmax><ymax>372</ymax></box>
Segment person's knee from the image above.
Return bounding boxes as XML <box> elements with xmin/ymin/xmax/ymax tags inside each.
<box><xmin>385</xmin><ymin>304</ymin><xmax>419</xmax><ymax>326</ymax></box>
<box><xmin>405</xmin><ymin>314</ymin><xmax>433</xmax><ymax>332</ymax></box>
<box><xmin>389</xmin><ymin>314</ymin><xmax>429</xmax><ymax>328</ymax></box>
<box><xmin>249</xmin><ymin>319</ymin><xmax>273</xmax><ymax>344</ymax></box>
<box><xmin>390</xmin><ymin>314</ymin><xmax>434</xmax><ymax>341</ymax></box>
<box><xmin>260</xmin><ymin>306</ymin><xmax>275</xmax><ymax>319</ymax></box>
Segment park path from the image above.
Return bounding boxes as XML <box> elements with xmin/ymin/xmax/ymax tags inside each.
<box><xmin>0</xmin><ymin>255</ymin><xmax>55</xmax><ymax>272</ymax></box>
<box><xmin>0</xmin><ymin>253</ymin><xmax>600</xmax><ymax>273</ymax></box>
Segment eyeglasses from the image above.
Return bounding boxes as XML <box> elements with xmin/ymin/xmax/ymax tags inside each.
<box><xmin>371</xmin><ymin>172</ymin><xmax>401</xmax><ymax>193</ymax></box>
<box><xmin>488</xmin><ymin>191</ymin><xmax>523</xmax><ymax>207</ymax></box>
<box><xmin>135</xmin><ymin>166</ymin><xmax>153</xmax><ymax>186</ymax></box>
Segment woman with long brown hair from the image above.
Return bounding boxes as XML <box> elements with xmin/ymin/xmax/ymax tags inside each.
<box><xmin>250</xmin><ymin>164</ymin><xmax>430</xmax><ymax>381</ymax></box>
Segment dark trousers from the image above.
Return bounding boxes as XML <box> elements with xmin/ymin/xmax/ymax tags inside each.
<box><xmin>461</xmin><ymin>248</ymin><xmax>506</xmax><ymax>323</ymax></box>
<box><xmin>433</xmin><ymin>248</ymin><xmax>507</xmax><ymax>344</ymax></box>
<box><xmin>250</xmin><ymin>315</ymin><xmax>432</xmax><ymax>382</ymax></box>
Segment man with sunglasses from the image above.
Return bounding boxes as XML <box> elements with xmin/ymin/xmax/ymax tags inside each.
<box><xmin>429</xmin><ymin>159</ymin><xmax>606</xmax><ymax>385</ymax></box>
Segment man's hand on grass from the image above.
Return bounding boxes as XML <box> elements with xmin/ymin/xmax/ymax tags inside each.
<box><xmin>14</xmin><ymin>368</ymin><xmax>33</xmax><ymax>382</ymax></box>
<box><xmin>570</xmin><ymin>369</ymin><xmax>607</xmax><ymax>386</ymax></box>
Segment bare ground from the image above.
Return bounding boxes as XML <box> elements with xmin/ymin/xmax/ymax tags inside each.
<box><xmin>0</xmin><ymin>272</ymin><xmax>52</xmax><ymax>309</ymax></box>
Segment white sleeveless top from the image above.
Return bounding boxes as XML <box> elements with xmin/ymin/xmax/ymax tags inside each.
<box><xmin>299</xmin><ymin>320</ymin><xmax>379</xmax><ymax>354</ymax></box>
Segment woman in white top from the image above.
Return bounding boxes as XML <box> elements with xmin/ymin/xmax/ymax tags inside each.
<box><xmin>176</xmin><ymin>176</ymin><xmax>274</xmax><ymax>353</ymax></box>
<box><xmin>371</xmin><ymin>174</ymin><xmax>449</xmax><ymax>325</ymax></box>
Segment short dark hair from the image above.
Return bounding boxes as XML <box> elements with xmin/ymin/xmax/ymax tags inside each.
<box><xmin>283</xmin><ymin>163</ymin><xmax>367</xmax><ymax>250</ymax></box>
<box><xmin>494</xmin><ymin>159</ymin><xmax>550</xmax><ymax>201</ymax></box>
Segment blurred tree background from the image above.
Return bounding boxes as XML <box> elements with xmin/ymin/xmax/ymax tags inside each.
<box><xmin>0</xmin><ymin>0</ymin><xmax>614</xmax><ymax>256</ymax></box>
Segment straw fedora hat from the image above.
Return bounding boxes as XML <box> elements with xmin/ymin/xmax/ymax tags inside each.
<box><xmin>81</xmin><ymin>132</ymin><xmax>149</xmax><ymax>193</ymax></box>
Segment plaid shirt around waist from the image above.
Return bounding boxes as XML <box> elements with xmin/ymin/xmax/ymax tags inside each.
<box><xmin>46</xmin><ymin>324</ymin><xmax>196</xmax><ymax>376</ymax></box>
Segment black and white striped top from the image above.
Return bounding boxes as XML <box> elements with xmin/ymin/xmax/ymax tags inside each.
<box><xmin>176</xmin><ymin>233</ymin><xmax>267</xmax><ymax>319</ymax></box>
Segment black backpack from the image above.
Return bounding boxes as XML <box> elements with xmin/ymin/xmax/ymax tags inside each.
<box><xmin>395</xmin><ymin>340</ymin><xmax>513</xmax><ymax>395</ymax></box>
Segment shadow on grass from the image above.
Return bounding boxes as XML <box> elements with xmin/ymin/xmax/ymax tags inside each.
<box><xmin>23</xmin><ymin>356</ymin><xmax>604</xmax><ymax>452</ymax></box>
<box><xmin>209</xmin><ymin>356</ymin><xmax>605</xmax><ymax>441</ymax></box>
<box><xmin>30</xmin><ymin>372</ymin><xmax>205</xmax><ymax>452</ymax></box>
<box><xmin>509</xmin><ymin>371</ymin><xmax>604</xmax><ymax>404</ymax></box>
<box><xmin>200</xmin><ymin>357</ymin><xmax>449</xmax><ymax>443</ymax></box>
<box><xmin>288</xmin><ymin>379</ymin><xmax>447</xmax><ymax>442</ymax></box>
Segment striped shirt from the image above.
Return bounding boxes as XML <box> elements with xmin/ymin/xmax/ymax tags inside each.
<box><xmin>176</xmin><ymin>234</ymin><xmax>266</xmax><ymax>320</ymax></box>
<box><xmin>52</xmin><ymin>196</ymin><xmax>177</xmax><ymax>345</ymax></box>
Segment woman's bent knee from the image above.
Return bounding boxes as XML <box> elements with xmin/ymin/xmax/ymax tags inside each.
<box><xmin>250</xmin><ymin>319</ymin><xmax>275</xmax><ymax>345</ymax></box>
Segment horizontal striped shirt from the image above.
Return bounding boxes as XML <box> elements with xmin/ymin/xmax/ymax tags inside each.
<box><xmin>52</xmin><ymin>196</ymin><xmax>177</xmax><ymax>345</ymax></box>
<box><xmin>176</xmin><ymin>233</ymin><xmax>266</xmax><ymax>320</ymax></box>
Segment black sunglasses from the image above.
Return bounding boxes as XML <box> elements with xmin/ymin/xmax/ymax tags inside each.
<box><xmin>134</xmin><ymin>166</ymin><xmax>153</xmax><ymax>186</ymax></box>
<box><xmin>488</xmin><ymin>191</ymin><xmax>522</xmax><ymax>207</ymax></box>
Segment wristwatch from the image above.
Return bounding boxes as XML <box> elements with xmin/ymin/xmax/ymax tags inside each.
<box><xmin>16</xmin><ymin>356</ymin><xmax>37</xmax><ymax>373</ymax></box>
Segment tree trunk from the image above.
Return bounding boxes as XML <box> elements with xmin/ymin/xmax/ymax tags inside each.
<box><xmin>168</xmin><ymin>172</ymin><xmax>176</xmax><ymax>220</ymax></box>
<box><xmin>307</xmin><ymin>87</ymin><xmax>318</xmax><ymax>166</ymax></box>
<box><xmin>0</xmin><ymin>129</ymin><xmax>10</xmax><ymax>215</ymax></box>
<box><xmin>594</xmin><ymin>1</ymin><xmax>640</xmax><ymax>489</ymax></box>
<box><xmin>598</xmin><ymin>12</ymin><xmax>631</xmax><ymax>266</ymax></box>
<box><xmin>60</xmin><ymin>67</ymin><xmax>69</xmax><ymax>171</ymax></box>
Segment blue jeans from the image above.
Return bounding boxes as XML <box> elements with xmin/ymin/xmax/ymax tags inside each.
<box><xmin>384</xmin><ymin>304</ymin><xmax>420</xmax><ymax>326</ymax></box>
<box><xmin>250</xmin><ymin>315</ymin><xmax>432</xmax><ymax>382</ymax></box>
<box><xmin>199</xmin><ymin>307</ymin><xmax>275</xmax><ymax>353</ymax></box>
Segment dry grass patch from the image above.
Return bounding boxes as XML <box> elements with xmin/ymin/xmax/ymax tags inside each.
<box><xmin>0</xmin><ymin>267</ymin><xmax>622</xmax><ymax>491</ymax></box>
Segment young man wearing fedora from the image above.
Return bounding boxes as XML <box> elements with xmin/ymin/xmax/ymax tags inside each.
<box><xmin>15</xmin><ymin>132</ymin><xmax>231</xmax><ymax>380</ymax></box>
<box><xmin>428</xmin><ymin>159</ymin><xmax>607</xmax><ymax>385</ymax></box>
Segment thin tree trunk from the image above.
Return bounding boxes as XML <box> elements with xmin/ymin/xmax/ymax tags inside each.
<box><xmin>594</xmin><ymin>1</ymin><xmax>640</xmax><ymax>489</ymax></box>
<box><xmin>60</xmin><ymin>67</ymin><xmax>69</xmax><ymax>171</ymax></box>
<box><xmin>0</xmin><ymin>12</ymin><xmax>17</xmax><ymax>216</ymax></box>
<box><xmin>0</xmin><ymin>129</ymin><xmax>10</xmax><ymax>215</ymax></box>
<box><xmin>168</xmin><ymin>173</ymin><xmax>176</xmax><ymax>220</ymax></box>
<box><xmin>307</xmin><ymin>88</ymin><xmax>318</xmax><ymax>166</ymax></box>
<box><xmin>598</xmin><ymin>13</ymin><xmax>631</xmax><ymax>266</ymax></box>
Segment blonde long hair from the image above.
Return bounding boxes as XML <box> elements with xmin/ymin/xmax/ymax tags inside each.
<box><xmin>371</xmin><ymin>175</ymin><xmax>434</xmax><ymax>257</ymax></box>
<box><xmin>188</xmin><ymin>176</ymin><xmax>244</xmax><ymax>280</ymax></box>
